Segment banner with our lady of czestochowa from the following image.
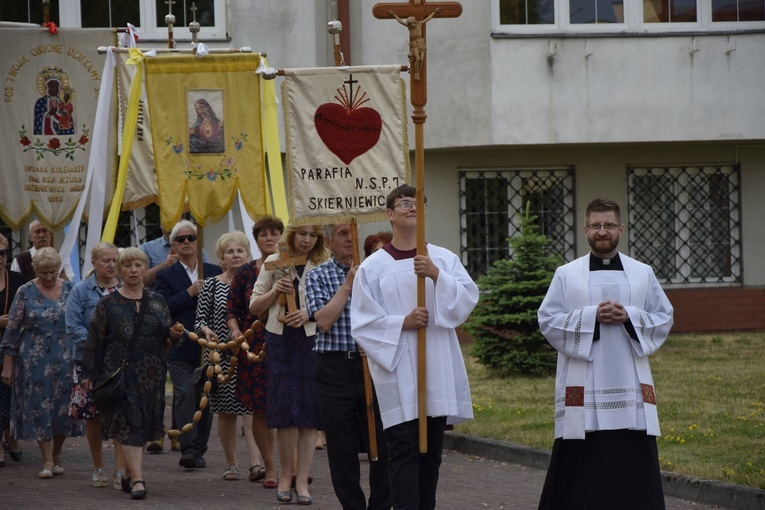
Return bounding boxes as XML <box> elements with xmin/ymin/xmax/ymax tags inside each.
<box><xmin>1</xmin><ymin>27</ymin><xmax>114</xmax><ymax>230</ymax></box>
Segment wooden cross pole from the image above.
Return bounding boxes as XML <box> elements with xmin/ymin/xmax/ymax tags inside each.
<box><xmin>373</xmin><ymin>0</ymin><xmax>462</xmax><ymax>453</ymax></box>
<box><xmin>43</xmin><ymin>0</ymin><xmax>50</xmax><ymax>24</ymax></box>
<box><xmin>263</xmin><ymin>241</ymin><xmax>307</xmax><ymax>323</ymax></box>
<box><xmin>326</xmin><ymin>17</ymin><xmax>379</xmax><ymax>461</ymax></box>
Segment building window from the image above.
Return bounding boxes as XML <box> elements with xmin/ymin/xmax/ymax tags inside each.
<box><xmin>643</xmin><ymin>0</ymin><xmax>698</xmax><ymax>22</ymax></box>
<box><xmin>570</xmin><ymin>0</ymin><xmax>625</xmax><ymax>23</ymax></box>
<box><xmin>2</xmin><ymin>0</ymin><xmax>227</xmax><ymax>41</ymax></box>
<box><xmin>627</xmin><ymin>164</ymin><xmax>741</xmax><ymax>285</ymax></box>
<box><xmin>712</xmin><ymin>0</ymin><xmax>765</xmax><ymax>20</ymax></box>
<box><xmin>493</xmin><ymin>0</ymin><xmax>765</xmax><ymax>32</ymax></box>
<box><xmin>499</xmin><ymin>0</ymin><xmax>556</xmax><ymax>24</ymax></box>
<box><xmin>1</xmin><ymin>0</ymin><xmax>60</xmax><ymax>24</ymax></box>
<box><xmin>459</xmin><ymin>167</ymin><xmax>576</xmax><ymax>278</ymax></box>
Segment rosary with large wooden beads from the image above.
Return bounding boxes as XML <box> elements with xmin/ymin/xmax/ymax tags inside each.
<box><xmin>167</xmin><ymin>320</ymin><xmax>266</xmax><ymax>439</ymax></box>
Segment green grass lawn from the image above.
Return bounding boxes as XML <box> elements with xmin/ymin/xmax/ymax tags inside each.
<box><xmin>454</xmin><ymin>332</ymin><xmax>765</xmax><ymax>489</ymax></box>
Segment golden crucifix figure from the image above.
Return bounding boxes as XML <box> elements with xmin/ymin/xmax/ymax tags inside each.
<box><xmin>389</xmin><ymin>7</ymin><xmax>440</xmax><ymax>81</ymax></box>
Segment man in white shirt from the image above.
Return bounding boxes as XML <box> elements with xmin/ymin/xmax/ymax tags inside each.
<box><xmin>11</xmin><ymin>220</ymin><xmax>74</xmax><ymax>281</ymax></box>
<box><xmin>537</xmin><ymin>198</ymin><xmax>674</xmax><ymax>510</ymax></box>
<box><xmin>351</xmin><ymin>185</ymin><xmax>478</xmax><ymax>510</ymax></box>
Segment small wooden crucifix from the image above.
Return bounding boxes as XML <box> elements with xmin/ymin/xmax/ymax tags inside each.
<box><xmin>372</xmin><ymin>0</ymin><xmax>462</xmax><ymax>453</ymax></box>
<box><xmin>263</xmin><ymin>241</ymin><xmax>307</xmax><ymax>323</ymax></box>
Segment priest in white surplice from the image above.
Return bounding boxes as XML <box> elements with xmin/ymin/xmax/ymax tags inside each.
<box><xmin>537</xmin><ymin>198</ymin><xmax>673</xmax><ymax>510</ymax></box>
<box><xmin>351</xmin><ymin>185</ymin><xmax>478</xmax><ymax>510</ymax></box>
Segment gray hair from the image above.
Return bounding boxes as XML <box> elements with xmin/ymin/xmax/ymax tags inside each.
<box><xmin>169</xmin><ymin>220</ymin><xmax>197</xmax><ymax>243</ymax></box>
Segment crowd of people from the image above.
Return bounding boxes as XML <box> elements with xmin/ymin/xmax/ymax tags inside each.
<box><xmin>0</xmin><ymin>190</ymin><xmax>672</xmax><ymax>510</ymax></box>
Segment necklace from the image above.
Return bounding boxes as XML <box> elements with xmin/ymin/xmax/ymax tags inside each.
<box><xmin>36</xmin><ymin>280</ymin><xmax>61</xmax><ymax>300</ymax></box>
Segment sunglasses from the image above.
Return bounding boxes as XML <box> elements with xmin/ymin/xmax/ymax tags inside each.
<box><xmin>0</xmin><ymin>249</ymin><xmax>8</xmax><ymax>257</ymax></box>
<box><xmin>174</xmin><ymin>234</ymin><xmax>197</xmax><ymax>243</ymax></box>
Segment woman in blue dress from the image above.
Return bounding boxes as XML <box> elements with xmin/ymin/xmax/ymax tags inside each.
<box><xmin>1</xmin><ymin>247</ymin><xmax>82</xmax><ymax>479</ymax></box>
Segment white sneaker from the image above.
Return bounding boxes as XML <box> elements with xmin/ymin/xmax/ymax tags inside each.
<box><xmin>92</xmin><ymin>467</ymin><xmax>107</xmax><ymax>487</ymax></box>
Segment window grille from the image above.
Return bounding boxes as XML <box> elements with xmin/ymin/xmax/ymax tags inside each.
<box><xmin>627</xmin><ymin>164</ymin><xmax>741</xmax><ymax>284</ymax></box>
<box><xmin>113</xmin><ymin>203</ymin><xmax>163</xmax><ymax>248</ymax></box>
<box><xmin>459</xmin><ymin>167</ymin><xmax>576</xmax><ymax>278</ymax></box>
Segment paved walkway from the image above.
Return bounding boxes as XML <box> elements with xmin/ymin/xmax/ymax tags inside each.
<box><xmin>0</xmin><ymin>415</ymin><xmax>723</xmax><ymax>509</ymax></box>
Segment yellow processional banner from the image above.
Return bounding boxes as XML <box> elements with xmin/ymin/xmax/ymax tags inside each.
<box><xmin>144</xmin><ymin>54</ymin><xmax>268</xmax><ymax>229</ymax></box>
<box><xmin>0</xmin><ymin>28</ymin><xmax>114</xmax><ymax>230</ymax></box>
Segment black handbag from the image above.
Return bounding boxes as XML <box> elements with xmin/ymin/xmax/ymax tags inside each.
<box><xmin>91</xmin><ymin>293</ymin><xmax>147</xmax><ymax>407</ymax></box>
<box><xmin>91</xmin><ymin>362</ymin><xmax>127</xmax><ymax>406</ymax></box>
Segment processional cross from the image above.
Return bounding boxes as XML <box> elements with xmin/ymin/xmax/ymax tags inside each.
<box><xmin>164</xmin><ymin>0</ymin><xmax>176</xmax><ymax>49</ymax></box>
<box><xmin>372</xmin><ymin>0</ymin><xmax>462</xmax><ymax>453</ymax></box>
<box><xmin>263</xmin><ymin>242</ymin><xmax>307</xmax><ymax>323</ymax></box>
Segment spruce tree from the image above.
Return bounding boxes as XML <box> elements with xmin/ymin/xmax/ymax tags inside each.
<box><xmin>466</xmin><ymin>202</ymin><xmax>561</xmax><ymax>376</ymax></box>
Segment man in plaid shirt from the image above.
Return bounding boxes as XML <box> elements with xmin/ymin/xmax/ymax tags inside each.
<box><xmin>305</xmin><ymin>224</ymin><xmax>391</xmax><ymax>510</ymax></box>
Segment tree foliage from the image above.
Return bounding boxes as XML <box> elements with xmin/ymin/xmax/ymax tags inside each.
<box><xmin>465</xmin><ymin>203</ymin><xmax>561</xmax><ymax>376</ymax></box>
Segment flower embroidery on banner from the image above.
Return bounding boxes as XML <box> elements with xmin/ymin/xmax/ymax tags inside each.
<box><xmin>18</xmin><ymin>124</ymin><xmax>91</xmax><ymax>161</ymax></box>
<box><xmin>165</xmin><ymin>132</ymin><xmax>247</xmax><ymax>181</ymax></box>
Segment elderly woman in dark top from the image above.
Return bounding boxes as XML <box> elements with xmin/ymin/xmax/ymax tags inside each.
<box><xmin>0</xmin><ymin>233</ymin><xmax>26</xmax><ymax>468</ymax></box>
<box><xmin>81</xmin><ymin>248</ymin><xmax>182</xmax><ymax>500</ymax></box>
<box><xmin>1</xmin><ymin>247</ymin><xmax>81</xmax><ymax>479</ymax></box>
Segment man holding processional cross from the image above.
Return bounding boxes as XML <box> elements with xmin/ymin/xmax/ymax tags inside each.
<box><xmin>351</xmin><ymin>185</ymin><xmax>478</xmax><ymax>510</ymax></box>
<box><xmin>351</xmin><ymin>2</ymin><xmax>469</xmax><ymax>508</ymax></box>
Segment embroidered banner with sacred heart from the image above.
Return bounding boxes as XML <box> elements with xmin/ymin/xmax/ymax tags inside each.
<box><xmin>0</xmin><ymin>28</ymin><xmax>114</xmax><ymax>230</ymax></box>
<box><xmin>144</xmin><ymin>53</ymin><xmax>268</xmax><ymax>229</ymax></box>
<box><xmin>282</xmin><ymin>66</ymin><xmax>409</xmax><ymax>225</ymax></box>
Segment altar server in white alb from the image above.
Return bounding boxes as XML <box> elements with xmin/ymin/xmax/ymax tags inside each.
<box><xmin>537</xmin><ymin>198</ymin><xmax>674</xmax><ymax>510</ymax></box>
<box><xmin>351</xmin><ymin>185</ymin><xmax>478</xmax><ymax>510</ymax></box>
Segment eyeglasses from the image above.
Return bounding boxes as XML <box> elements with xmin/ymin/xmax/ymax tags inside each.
<box><xmin>0</xmin><ymin>249</ymin><xmax>8</xmax><ymax>257</ymax></box>
<box><xmin>393</xmin><ymin>199</ymin><xmax>426</xmax><ymax>211</ymax></box>
<box><xmin>586</xmin><ymin>223</ymin><xmax>621</xmax><ymax>232</ymax></box>
<box><xmin>174</xmin><ymin>234</ymin><xmax>197</xmax><ymax>243</ymax></box>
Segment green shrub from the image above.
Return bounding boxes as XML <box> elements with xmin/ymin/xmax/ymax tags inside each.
<box><xmin>466</xmin><ymin>203</ymin><xmax>561</xmax><ymax>376</ymax></box>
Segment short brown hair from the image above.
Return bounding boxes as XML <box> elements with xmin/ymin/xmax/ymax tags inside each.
<box><xmin>386</xmin><ymin>185</ymin><xmax>416</xmax><ymax>210</ymax></box>
<box><xmin>252</xmin><ymin>216</ymin><xmax>284</xmax><ymax>239</ymax></box>
<box><xmin>585</xmin><ymin>198</ymin><xmax>621</xmax><ymax>224</ymax></box>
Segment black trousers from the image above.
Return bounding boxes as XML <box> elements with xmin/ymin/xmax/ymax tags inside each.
<box><xmin>384</xmin><ymin>416</ymin><xmax>447</xmax><ymax>510</ymax></box>
<box><xmin>167</xmin><ymin>359</ymin><xmax>212</xmax><ymax>458</ymax></box>
<box><xmin>316</xmin><ymin>353</ymin><xmax>391</xmax><ymax>510</ymax></box>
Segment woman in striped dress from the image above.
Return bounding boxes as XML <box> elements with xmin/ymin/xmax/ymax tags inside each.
<box><xmin>195</xmin><ymin>231</ymin><xmax>253</xmax><ymax>481</ymax></box>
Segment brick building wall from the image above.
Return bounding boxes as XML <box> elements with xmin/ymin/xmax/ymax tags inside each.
<box><xmin>664</xmin><ymin>287</ymin><xmax>765</xmax><ymax>333</ymax></box>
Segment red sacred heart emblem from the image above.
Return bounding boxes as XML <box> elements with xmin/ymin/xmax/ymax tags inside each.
<box><xmin>314</xmin><ymin>103</ymin><xmax>382</xmax><ymax>165</ymax></box>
